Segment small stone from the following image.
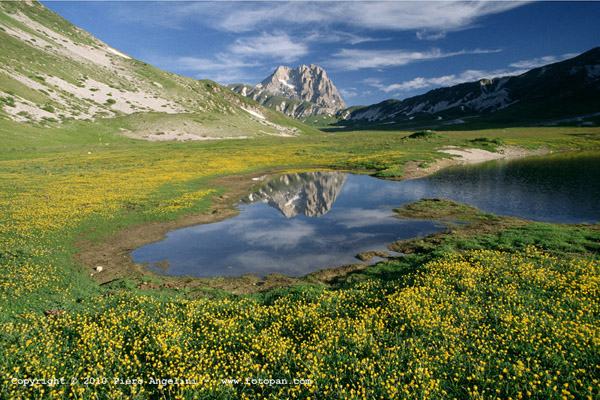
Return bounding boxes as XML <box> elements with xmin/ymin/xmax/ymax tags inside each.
<box><xmin>95</xmin><ymin>266</ymin><xmax>103</xmax><ymax>272</ymax></box>
<box><xmin>44</xmin><ymin>309</ymin><xmax>65</xmax><ymax>318</ymax></box>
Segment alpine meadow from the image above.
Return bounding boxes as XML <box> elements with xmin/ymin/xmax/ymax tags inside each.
<box><xmin>1</xmin><ymin>1</ymin><xmax>600</xmax><ymax>400</ymax></box>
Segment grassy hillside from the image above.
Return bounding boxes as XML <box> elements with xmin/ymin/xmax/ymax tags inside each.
<box><xmin>0</xmin><ymin>1</ymin><xmax>315</xmax><ymax>139</ymax></box>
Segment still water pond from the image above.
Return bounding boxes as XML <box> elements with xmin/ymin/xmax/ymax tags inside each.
<box><xmin>132</xmin><ymin>151</ymin><xmax>600</xmax><ymax>278</ymax></box>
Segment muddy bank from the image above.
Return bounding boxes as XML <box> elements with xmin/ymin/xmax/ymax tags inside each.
<box><xmin>75</xmin><ymin>173</ymin><xmax>252</xmax><ymax>287</ymax></box>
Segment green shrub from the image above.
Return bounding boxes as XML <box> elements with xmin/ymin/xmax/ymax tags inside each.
<box><xmin>0</xmin><ymin>97</ymin><xmax>16</xmax><ymax>108</ymax></box>
<box><xmin>408</xmin><ymin>130</ymin><xmax>443</xmax><ymax>139</ymax></box>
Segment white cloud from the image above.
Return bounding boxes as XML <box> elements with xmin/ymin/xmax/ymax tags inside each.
<box><xmin>115</xmin><ymin>1</ymin><xmax>528</xmax><ymax>35</ymax></box>
<box><xmin>146</xmin><ymin>55</ymin><xmax>261</xmax><ymax>83</ymax></box>
<box><xmin>104</xmin><ymin>1</ymin><xmax>530</xmax><ymax>86</ymax></box>
<box><xmin>339</xmin><ymin>88</ymin><xmax>359</xmax><ymax>99</ymax></box>
<box><xmin>228</xmin><ymin>32</ymin><xmax>309</xmax><ymax>63</ymax></box>
<box><xmin>236</xmin><ymin>220</ymin><xmax>317</xmax><ymax>250</ymax></box>
<box><xmin>416</xmin><ymin>30</ymin><xmax>447</xmax><ymax>41</ymax></box>
<box><xmin>326</xmin><ymin>48</ymin><xmax>500</xmax><ymax>71</ymax></box>
<box><xmin>304</xmin><ymin>30</ymin><xmax>390</xmax><ymax>45</ymax></box>
<box><xmin>208</xmin><ymin>2</ymin><xmax>527</xmax><ymax>33</ymax></box>
<box><xmin>334</xmin><ymin>208</ymin><xmax>396</xmax><ymax>229</ymax></box>
<box><xmin>368</xmin><ymin>68</ymin><xmax>530</xmax><ymax>94</ymax></box>
<box><xmin>175</xmin><ymin>56</ymin><xmax>258</xmax><ymax>72</ymax></box>
<box><xmin>146</xmin><ymin>32</ymin><xmax>312</xmax><ymax>83</ymax></box>
<box><xmin>509</xmin><ymin>52</ymin><xmax>580</xmax><ymax>69</ymax></box>
<box><xmin>370</xmin><ymin>51</ymin><xmax>583</xmax><ymax>95</ymax></box>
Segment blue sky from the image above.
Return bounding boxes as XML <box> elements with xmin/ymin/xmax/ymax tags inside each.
<box><xmin>42</xmin><ymin>1</ymin><xmax>600</xmax><ymax>107</ymax></box>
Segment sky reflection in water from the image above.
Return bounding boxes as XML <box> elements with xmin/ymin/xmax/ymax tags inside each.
<box><xmin>132</xmin><ymin>151</ymin><xmax>600</xmax><ymax>278</ymax></box>
<box><xmin>133</xmin><ymin>172</ymin><xmax>439</xmax><ymax>277</ymax></box>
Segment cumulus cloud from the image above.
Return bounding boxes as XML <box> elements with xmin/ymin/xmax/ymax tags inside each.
<box><xmin>146</xmin><ymin>32</ymin><xmax>311</xmax><ymax>83</ymax></box>
<box><xmin>334</xmin><ymin>208</ymin><xmax>396</xmax><ymax>229</ymax></box>
<box><xmin>236</xmin><ymin>220</ymin><xmax>317</xmax><ymax>250</ymax></box>
<box><xmin>304</xmin><ymin>30</ymin><xmax>390</xmax><ymax>45</ymax></box>
<box><xmin>105</xmin><ymin>1</ymin><xmax>530</xmax><ymax>86</ymax></box>
<box><xmin>115</xmin><ymin>1</ymin><xmax>528</xmax><ymax>34</ymax></box>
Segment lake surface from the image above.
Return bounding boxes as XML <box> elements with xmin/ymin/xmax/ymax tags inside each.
<box><xmin>132</xmin><ymin>151</ymin><xmax>600</xmax><ymax>278</ymax></box>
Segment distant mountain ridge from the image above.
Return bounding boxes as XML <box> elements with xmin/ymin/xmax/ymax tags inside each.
<box><xmin>339</xmin><ymin>47</ymin><xmax>600</xmax><ymax>129</ymax></box>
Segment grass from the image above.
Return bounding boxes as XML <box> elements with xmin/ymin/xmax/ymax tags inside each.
<box><xmin>391</xmin><ymin>198</ymin><xmax>600</xmax><ymax>258</ymax></box>
<box><xmin>0</xmin><ymin>122</ymin><xmax>599</xmax><ymax>399</ymax></box>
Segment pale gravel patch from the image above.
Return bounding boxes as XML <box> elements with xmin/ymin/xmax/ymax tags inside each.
<box><xmin>0</xmin><ymin>70</ymin><xmax>69</xmax><ymax>107</ymax></box>
<box><xmin>1</xmin><ymin>70</ymin><xmax>48</xmax><ymax>93</ymax></box>
<box><xmin>439</xmin><ymin>148</ymin><xmax>507</xmax><ymax>163</ymax></box>
<box><xmin>259</xmin><ymin>130</ymin><xmax>295</xmax><ymax>137</ymax></box>
<box><xmin>240</xmin><ymin>106</ymin><xmax>265</xmax><ymax>120</ymax></box>
<box><xmin>44</xmin><ymin>76</ymin><xmax>184</xmax><ymax>115</ymax></box>
<box><xmin>12</xmin><ymin>11</ymin><xmax>119</xmax><ymax>70</ymax></box>
<box><xmin>0</xmin><ymin>87</ymin><xmax>65</xmax><ymax>123</ymax></box>
<box><xmin>0</xmin><ymin>21</ymin><xmax>55</xmax><ymax>51</ymax></box>
<box><xmin>43</xmin><ymin>76</ymin><xmax>109</xmax><ymax>119</ymax></box>
<box><xmin>6</xmin><ymin>96</ymin><xmax>57</xmax><ymax>122</ymax></box>
<box><xmin>256</xmin><ymin>118</ymin><xmax>299</xmax><ymax>136</ymax></box>
<box><xmin>402</xmin><ymin>146</ymin><xmax>551</xmax><ymax>181</ymax></box>
<box><xmin>124</xmin><ymin>130</ymin><xmax>252</xmax><ymax>142</ymax></box>
<box><xmin>439</xmin><ymin>145</ymin><xmax>550</xmax><ymax>164</ymax></box>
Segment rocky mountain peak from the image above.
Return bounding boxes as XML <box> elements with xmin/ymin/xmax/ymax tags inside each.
<box><xmin>257</xmin><ymin>64</ymin><xmax>346</xmax><ymax>111</ymax></box>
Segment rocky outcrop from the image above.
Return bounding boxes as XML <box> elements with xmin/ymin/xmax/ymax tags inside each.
<box><xmin>257</xmin><ymin>65</ymin><xmax>346</xmax><ymax>112</ymax></box>
<box><xmin>240</xmin><ymin>171</ymin><xmax>348</xmax><ymax>218</ymax></box>
<box><xmin>228</xmin><ymin>83</ymin><xmax>329</xmax><ymax>119</ymax></box>
<box><xmin>230</xmin><ymin>64</ymin><xmax>346</xmax><ymax>120</ymax></box>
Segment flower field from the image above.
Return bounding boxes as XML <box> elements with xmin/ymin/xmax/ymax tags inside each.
<box><xmin>1</xmin><ymin>126</ymin><xmax>600</xmax><ymax>399</ymax></box>
<box><xmin>1</xmin><ymin>248</ymin><xmax>599</xmax><ymax>399</ymax></box>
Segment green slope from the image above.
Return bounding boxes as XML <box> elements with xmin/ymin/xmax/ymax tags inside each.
<box><xmin>0</xmin><ymin>0</ymin><xmax>316</xmax><ymax>139</ymax></box>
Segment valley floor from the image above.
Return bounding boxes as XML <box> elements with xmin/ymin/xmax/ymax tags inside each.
<box><xmin>1</xmin><ymin>123</ymin><xmax>599</xmax><ymax>399</ymax></box>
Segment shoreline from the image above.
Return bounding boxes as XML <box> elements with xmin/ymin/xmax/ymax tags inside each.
<box><xmin>75</xmin><ymin>145</ymin><xmax>570</xmax><ymax>294</ymax></box>
<box><xmin>400</xmin><ymin>145</ymin><xmax>552</xmax><ymax>181</ymax></box>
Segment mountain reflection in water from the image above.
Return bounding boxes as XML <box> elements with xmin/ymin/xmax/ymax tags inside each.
<box><xmin>132</xmin><ymin>171</ymin><xmax>440</xmax><ymax>277</ymax></box>
<box><xmin>239</xmin><ymin>172</ymin><xmax>348</xmax><ymax>217</ymax></box>
<box><xmin>132</xmin><ymin>151</ymin><xmax>600</xmax><ymax>278</ymax></box>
